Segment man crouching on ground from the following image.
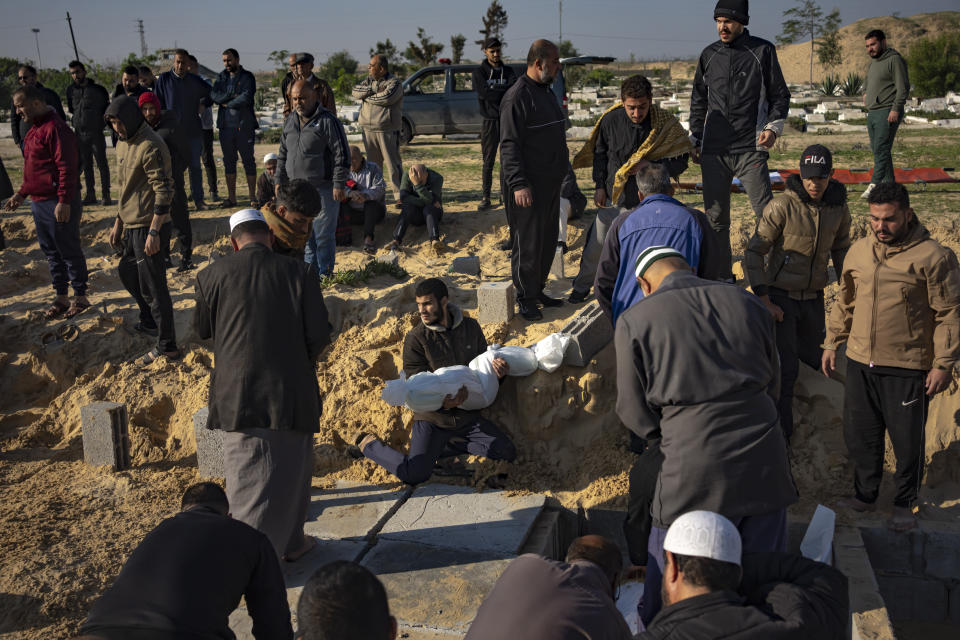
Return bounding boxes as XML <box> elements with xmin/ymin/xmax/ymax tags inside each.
<box><xmin>348</xmin><ymin>278</ymin><xmax>517</xmax><ymax>484</ymax></box>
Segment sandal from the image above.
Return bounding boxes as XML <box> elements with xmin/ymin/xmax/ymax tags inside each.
<box><xmin>363</xmin><ymin>241</ymin><xmax>377</xmax><ymax>256</ymax></box>
<box><xmin>43</xmin><ymin>300</ymin><xmax>70</xmax><ymax>320</ymax></box>
<box><xmin>57</xmin><ymin>323</ymin><xmax>80</xmax><ymax>342</ymax></box>
<box><xmin>140</xmin><ymin>347</ymin><xmax>182</xmax><ymax>366</ymax></box>
<box><xmin>64</xmin><ymin>299</ymin><xmax>91</xmax><ymax>319</ymax></box>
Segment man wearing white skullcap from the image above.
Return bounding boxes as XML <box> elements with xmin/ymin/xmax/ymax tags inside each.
<box><xmin>638</xmin><ymin>510</ymin><xmax>849</xmax><ymax>639</ymax></box>
<box><xmin>614</xmin><ymin>247</ymin><xmax>797</xmax><ymax>629</ymax></box>
<box><xmin>194</xmin><ymin>207</ymin><xmax>331</xmax><ymax>562</ymax></box>
<box><xmin>255</xmin><ymin>153</ymin><xmax>279</xmax><ymax>208</ymax></box>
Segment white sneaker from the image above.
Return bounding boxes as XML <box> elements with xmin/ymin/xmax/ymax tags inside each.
<box><xmin>860</xmin><ymin>183</ymin><xmax>876</xmax><ymax>200</ymax></box>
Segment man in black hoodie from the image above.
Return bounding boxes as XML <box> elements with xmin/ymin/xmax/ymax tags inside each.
<box><xmin>140</xmin><ymin>91</ymin><xmax>195</xmax><ymax>271</ymax></box>
<box><xmin>67</xmin><ymin>60</ymin><xmax>112</xmax><ymax>206</ymax></box>
<box><xmin>690</xmin><ymin>0</ymin><xmax>790</xmax><ymax>281</ymax></box>
<box><xmin>499</xmin><ymin>40</ymin><xmax>568</xmax><ymax>321</ymax></box>
<box><xmin>10</xmin><ymin>64</ymin><xmax>66</xmax><ymax>152</ymax></box>
<box><xmin>472</xmin><ymin>37</ymin><xmax>517</xmax><ymax>211</ymax></box>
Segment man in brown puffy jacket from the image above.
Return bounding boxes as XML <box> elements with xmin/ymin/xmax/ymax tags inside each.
<box><xmin>746</xmin><ymin>144</ymin><xmax>851</xmax><ymax>441</ymax></box>
<box><xmin>822</xmin><ymin>182</ymin><xmax>960</xmax><ymax>531</ymax></box>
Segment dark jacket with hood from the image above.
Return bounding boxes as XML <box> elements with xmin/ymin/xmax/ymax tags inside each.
<box><xmin>499</xmin><ymin>74</ymin><xmax>569</xmax><ymax>191</ymax></box>
<box><xmin>11</xmin><ymin>82</ymin><xmax>66</xmax><ymax>149</ymax></box>
<box><xmin>639</xmin><ymin>552</ymin><xmax>849</xmax><ymax>640</ymax></box>
<box><xmin>105</xmin><ymin>96</ymin><xmax>173</xmax><ymax>227</ymax></box>
<box><xmin>615</xmin><ymin>271</ymin><xmax>797</xmax><ymax>528</ymax></box>
<box><xmin>473</xmin><ymin>59</ymin><xmax>518</xmax><ymax>120</ymax></box>
<box><xmin>154</xmin><ymin>70</ymin><xmax>211</xmax><ymax>138</ymax></box>
<box><xmin>746</xmin><ymin>175</ymin><xmax>851</xmax><ymax>298</ymax></box>
<box><xmin>66</xmin><ymin>80</ymin><xmax>111</xmax><ymax>135</ymax></box>
<box><xmin>276</xmin><ymin>102</ymin><xmax>350</xmax><ymax>190</ymax></box>
<box><xmin>402</xmin><ymin>303</ymin><xmax>488</xmax><ymax>429</ymax></box>
<box><xmin>690</xmin><ymin>30</ymin><xmax>791</xmax><ymax>155</ymax></box>
<box><xmin>150</xmin><ymin>109</ymin><xmax>190</xmax><ymax>175</ymax></box>
<box><xmin>210</xmin><ymin>66</ymin><xmax>259</xmax><ymax>131</ymax></box>
<box><xmin>194</xmin><ymin>242</ymin><xmax>331</xmax><ymax>434</ymax></box>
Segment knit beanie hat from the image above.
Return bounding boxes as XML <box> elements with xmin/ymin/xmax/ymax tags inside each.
<box><xmin>714</xmin><ymin>0</ymin><xmax>749</xmax><ymax>25</ymax></box>
<box><xmin>138</xmin><ymin>91</ymin><xmax>161</xmax><ymax>112</ymax></box>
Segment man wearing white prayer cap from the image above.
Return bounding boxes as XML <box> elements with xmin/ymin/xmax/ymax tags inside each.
<box><xmin>194</xmin><ymin>207</ymin><xmax>331</xmax><ymax>562</ymax></box>
<box><xmin>614</xmin><ymin>247</ymin><xmax>797</xmax><ymax>629</ymax></box>
<box><xmin>255</xmin><ymin>152</ymin><xmax>280</xmax><ymax>208</ymax></box>
<box><xmin>638</xmin><ymin>509</ymin><xmax>849</xmax><ymax>639</ymax></box>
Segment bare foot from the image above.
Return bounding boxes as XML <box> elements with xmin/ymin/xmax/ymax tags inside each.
<box><xmin>283</xmin><ymin>534</ymin><xmax>317</xmax><ymax>562</ymax></box>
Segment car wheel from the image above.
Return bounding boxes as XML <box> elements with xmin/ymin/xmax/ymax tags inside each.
<box><xmin>400</xmin><ymin>119</ymin><xmax>414</xmax><ymax>145</ymax></box>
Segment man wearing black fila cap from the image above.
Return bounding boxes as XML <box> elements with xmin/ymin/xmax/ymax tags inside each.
<box><xmin>473</xmin><ymin>37</ymin><xmax>517</xmax><ymax>211</ymax></box>
<box><xmin>690</xmin><ymin>0</ymin><xmax>791</xmax><ymax>281</ymax></box>
<box><xmin>745</xmin><ymin>144</ymin><xmax>851</xmax><ymax>442</ymax></box>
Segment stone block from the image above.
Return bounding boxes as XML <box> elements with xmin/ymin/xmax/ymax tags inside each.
<box><xmin>921</xmin><ymin>97</ymin><xmax>948</xmax><ymax>111</ymax></box>
<box><xmin>448</xmin><ymin>256</ymin><xmax>481</xmax><ymax>276</ymax></box>
<box><xmin>788</xmin><ymin>108</ymin><xmax>807</xmax><ymax>117</ymax></box>
<box><xmin>815</xmin><ymin>101</ymin><xmax>841</xmax><ymax>113</ymax></box>
<box><xmin>560</xmin><ymin>302</ymin><xmax>613</xmax><ymax>367</ymax></box>
<box><xmin>923</xmin><ymin>531</ymin><xmax>960</xmax><ymax>581</ymax></box>
<box><xmin>303</xmin><ymin>481</ymin><xmax>412</xmax><ymax>542</ymax></box>
<box><xmin>861</xmin><ymin>526</ymin><xmax>924</xmax><ymax>576</ymax></box>
<box><xmin>933</xmin><ymin>119</ymin><xmax>960</xmax><ymax>128</ymax></box>
<box><xmin>877</xmin><ymin>575</ymin><xmax>948</xmax><ymax>621</ymax></box>
<box><xmin>549</xmin><ymin>246</ymin><xmax>565</xmax><ymax>279</ymax></box>
<box><xmin>193</xmin><ymin>407</ymin><xmax>224</xmax><ymax>478</ymax></box>
<box><xmin>838</xmin><ymin>109</ymin><xmax>864</xmax><ymax>121</ymax></box>
<box><xmin>81</xmin><ymin>402</ymin><xmax>130</xmax><ymax>470</ymax></box>
<box><xmin>805</xmin><ymin>112</ymin><xmax>826</xmax><ymax>123</ymax></box>
<box><xmin>477</xmin><ymin>281</ymin><xmax>515</xmax><ymax>325</ymax></box>
<box><xmin>361</xmin><ymin>540</ymin><xmax>512</xmax><ymax>631</ymax></box>
<box><xmin>378</xmin><ymin>483</ymin><xmax>547</xmax><ymax>556</ymax></box>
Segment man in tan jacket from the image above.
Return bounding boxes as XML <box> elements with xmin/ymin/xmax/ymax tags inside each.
<box><xmin>352</xmin><ymin>54</ymin><xmax>403</xmax><ymax>204</ymax></box>
<box><xmin>746</xmin><ymin>144</ymin><xmax>851</xmax><ymax>442</ymax></box>
<box><xmin>822</xmin><ymin>182</ymin><xmax>959</xmax><ymax>531</ymax></box>
<box><xmin>105</xmin><ymin>96</ymin><xmax>178</xmax><ymax>364</ymax></box>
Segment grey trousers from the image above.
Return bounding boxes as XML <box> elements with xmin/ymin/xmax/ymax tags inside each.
<box><xmin>223</xmin><ymin>427</ymin><xmax>314</xmax><ymax>559</ymax></box>
<box><xmin>701</xmin><ymin>150</ymin><xmax>773</xmax><ymax>280</ymax></box>
<box><xmin>571</xmin><ymin>205</ymin><xmax>627</xmax><ymax>295</ymax></box>
<box><xmin>362</xmin><ymin>128</ymin><xmax>403</xmax><ymax>201</ymax></box>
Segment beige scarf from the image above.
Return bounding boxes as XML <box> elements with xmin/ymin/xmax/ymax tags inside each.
<box><xmin>572</xmin><ymin>102</ymin><xmax>692</xmax><ymax>203</ymax></box>
<box><xmin>261</xmin><ymin>202</ymin><xmax>308</xmax><ymax>252</ymax></box>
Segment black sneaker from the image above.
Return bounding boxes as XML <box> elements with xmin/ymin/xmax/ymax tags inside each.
<box><xmin>134</xmin><ymin>322</ymin><xmax>159</xmax><ymax>337</ymax></box>
<box><xmin>497</xmin><ymin>239</ymin><xmax>512</xmax><ymax>252</ymax></box>
<box><xmin>538</xmin><ymin>293</ymin><xmax>563</xmax><ymax>307</ymax></box>
<box><xmin>101</xmin><ymin>197</ymin><xmax>115</xmax><ymax>207</ymax></box>
<box><xmin>519</xmin><ymin>302</ymin><xmax>543</xmax><ymax>321</ymax></box>
<box><xmin>177</xmin><ymin>258</ymin><xmax>197</xmax><ymax>272</ymax></box>
<box><xmin>163</xmin><ymin>256</ymin><xmax>174</xmax><ymax>270</ymax></box>
<box><xmin>82</xmin><ymin>193</ymin><xmax>98</xmax><ymax>206</ymax></box>
<box><xmin>477</xmin><ymin>199</ymin><xmax>494</xmax><ymax>211</ymax></box>
<box><xmin>568</xmin><ymin>289</ymin><xmax>589</xmax><ymax>304</ymax></box>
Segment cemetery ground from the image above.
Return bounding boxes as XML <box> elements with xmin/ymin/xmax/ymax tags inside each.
<box><xmin>1</xmin><ymin>126</ymin><xmax>960</xmax><ymax>639</ymax></box>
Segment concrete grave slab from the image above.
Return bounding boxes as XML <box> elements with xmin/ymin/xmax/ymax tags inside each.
<box><xmin>477</xmin><ymin>281</ymin><xmax>515</xmax><ymax>325</ymax></box>
<box><xmin>228</xmin><ymin>539</ymin><xmax>366</xmax><ymax>639</ymax></box>
<box><xmin>362</xmin><ymin>540</ymin><xmax>512</xmax><ymax>631</ymax></box>
<box><xmin>378</xmin><ymin>483</ymin><xmax>547</xmax><ymax>556</ymax></box>
<box><xmin>81</xmin><ymin>402</ymin><xmax>130</xmax><ymax>470</ymax></box>
<box><xmin>449</xmin><ymin>256</ymin><xmax>481</xmax><ymax>276</ymax></box>
<box><xmin>192</xmin><ymin>407</ymin><xmax>224</xmax><ymax>478</ymax></box>
<box><xmin>303</xmin><ymin>481</ymin><xmax>412</xmax><ymax>542</ymax></box>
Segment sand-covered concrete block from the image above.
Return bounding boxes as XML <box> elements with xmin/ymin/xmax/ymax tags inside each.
<box><xmin>449</xmin><ymin>256</ymin><xmax>481</xmax><ymax>276</ymax></box>
<box><xmin>478</xmin><ymin>281</ymin><xmax>515</xmax><ymax>324</ymax></box>
<box><xmin>193</xmin><ymin>407</ymin><xmax>224</xmax><ymax>478</ymax></box>
<box><xmin>81</xmin><ymin>402</ymin><xmax>130</xmax><ymax>470</ymax></box>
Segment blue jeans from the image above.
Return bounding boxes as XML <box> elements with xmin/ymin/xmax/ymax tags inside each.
<box><xmin>303</xmin><ymin>184</ymin><xmax>337</xmax><ymax>275</ymax></box>
<box><xmin>638</xmin><ymin>508</ymin><xmax>787</xmax><ymax>631</ymax></box>
<box><xmin>188</xmin><ymin>135</ymin><xmax>204</xmax><ymax>206</ymax></box>
<box><xmin>31</xmin><ymin>194</ymin><xmax>88</xmax><ymax>296</ymax></box>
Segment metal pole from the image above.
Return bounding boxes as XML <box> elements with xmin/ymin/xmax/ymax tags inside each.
<box><xmin>559</xmin><ymin>1</ymin><xmax>563</xmax><ymax>43</ymax></box>
<box><xmin>66</xmin><ymin>12</ymin><xmax>80</xmax><ymax>61</ymax></box>
<box><xmin>31</xmin><ymin>28</ymin><xmax>42</xmax><ymax>68</ymax></box>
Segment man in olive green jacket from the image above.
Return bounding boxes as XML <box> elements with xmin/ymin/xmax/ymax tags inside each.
<box><xmin>105</xmin><ymin>96</ymin><xmax>178</xmax><ymax>363</ymax></box>
<box><xmin>746</xmin><ymin>145</ymin><xmax>851</xmax><ymax>441</ymax></box>
<box><xmin>862</xmin><ymin>29</ymin><xmax>910</xmax><ymax>197</ymax></box>
<box><xmin>822</xmin><ymin>183</ymin><xmax>959</xmax><ymax>531</ymax></box>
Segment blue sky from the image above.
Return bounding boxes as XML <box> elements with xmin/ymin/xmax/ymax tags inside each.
<box><xmin>1</xmin><ymin>0</ymin><xmax>957</xmax><ymax>72</ymax></box>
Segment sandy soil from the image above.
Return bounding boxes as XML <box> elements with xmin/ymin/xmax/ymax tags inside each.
<box><xmin>1</xmin><ymin>132</ymin><xmax>958</xmax><ymax>638</ymax></box>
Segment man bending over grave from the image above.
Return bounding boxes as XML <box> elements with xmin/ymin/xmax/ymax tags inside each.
<box><xmin>347</xmin><ymin>278</ymin><xmax>516</xmax><ymax>484</ymax></box>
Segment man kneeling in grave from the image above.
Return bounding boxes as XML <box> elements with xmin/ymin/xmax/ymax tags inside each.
<box><xmin>348</xmin><ymin>278</ymin><xmax>517</xmax><ymax>483</ymax></box>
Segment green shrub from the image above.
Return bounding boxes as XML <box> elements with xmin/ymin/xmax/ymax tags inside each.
<box><xmin>258</xmin><ymin>128</ymin><xmax>283</xmax><ymax>144</ymax></box>
<box><xmin>908</xmin><ymin>32</ymin><xmax>960</xmax><ymax>98</ymax></box>
<box><xmin>818</xmin><ymin>74</ymin><xmax>841</xmax><ymax>97</ymax></box>
<box><xmin>841</xmin><ymin>73</ymin><xmax>864</xmax><ymax>97</ymax></box>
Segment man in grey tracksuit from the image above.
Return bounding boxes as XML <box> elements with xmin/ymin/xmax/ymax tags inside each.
<box><xmin>614</xmin><ymin>248</ymin><xmax>796</xmax><ymax>629</ymax></box>
<box><xmin>276</xmin><ymin>78</ymin><xmax>350</xmax><ymax>276</ymax></box>
<box><xmin>690</xmin><ymin>0</ymin><xmax>791</xmax><ymax>281</ymax></box>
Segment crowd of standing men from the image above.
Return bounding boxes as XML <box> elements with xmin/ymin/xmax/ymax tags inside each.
<box><xmin>2</xmin><ymin>0</ymin><xmax>959</xmax><ymax>637</ymax></box>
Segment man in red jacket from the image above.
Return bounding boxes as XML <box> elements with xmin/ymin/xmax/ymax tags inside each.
<box><xmin>4</xmin><ymin>85</ymin><xmax>89</xmax><ymax>319</ymax></box>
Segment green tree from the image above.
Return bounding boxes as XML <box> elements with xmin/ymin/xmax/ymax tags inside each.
<box><xmin>450</xmin><ymin>34</ymin><xmax>467</xmax><ymax>64</ymax></box>
<box><xmin>476</xmin><ymin>1</ymin><xmax>508</xmax><ymax>48</ymax></box>
<box><xmin>778</xmin><ymin>1</ymin><xmax>842</xmax><ymax>84</ymax></box>
<box><xmin>585</xmin><ymin>68</ymin><xmax>615</xmax><ymax>87</ymax></box>
<box><xmin>817</xmin><ymin>17</ymin><xmax>844</xmax><ymax>72</ymax></box>
<box><xmin>405</xmin><ymin>27</ymin><xmax>444</xmax><ymax>68</ymax></box>
<box><xmin>908</xmin><ymin>32</ymin><xmax>960</xmax><ymax>98</ymax></box>
<box><xmin>266</xmin><ymin>49</ymin><xmax>290</xmax><ymax>87</ymax></box>
<box><xmin>321</xmin><ymin>50</ymin><xmax>358</xmax><ymax>80</ymax></box>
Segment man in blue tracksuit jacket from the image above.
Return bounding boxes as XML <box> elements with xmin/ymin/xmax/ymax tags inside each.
<box><xmin>595</xmin><ymin>163</ymin><xmax>722</xmax><ymax>326</ymax></box>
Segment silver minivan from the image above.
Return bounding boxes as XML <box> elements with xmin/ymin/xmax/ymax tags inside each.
<box><xmin>399</xmin><ymin>56</ymin><xmax>615</xmax><ymax>143</ymax></box>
